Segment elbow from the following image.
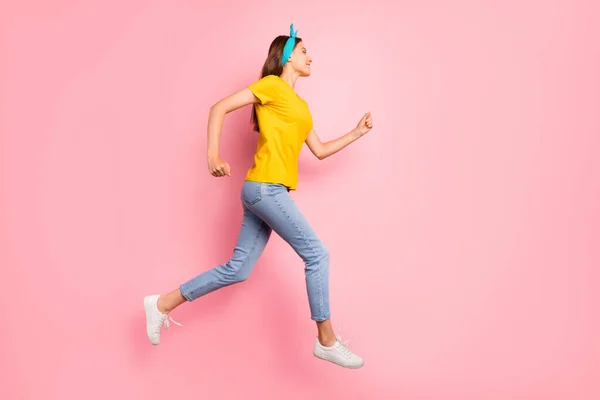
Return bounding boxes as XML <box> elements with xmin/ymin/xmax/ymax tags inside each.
<box><xmin>316</xmin><ymin>146</ymin><xmax>329</xmax><ymax>160</ymax></box>
<box><xmin>210</xmin><ymin>102</ymin><xmax>226</xmax><ymax>116</ymax></box>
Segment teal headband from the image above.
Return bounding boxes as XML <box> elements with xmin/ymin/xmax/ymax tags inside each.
<box><xmin>281</xmin><ymin>23</ymin><xmax>298</xmax><ymax>66</ymax></box>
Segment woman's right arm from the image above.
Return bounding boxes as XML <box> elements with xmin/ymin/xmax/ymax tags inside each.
<box><xmin>207</xmin><ymin>88</ymin><xmax>259</xmax><ymax>177</ymax></box>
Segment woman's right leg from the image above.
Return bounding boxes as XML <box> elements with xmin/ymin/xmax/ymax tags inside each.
<box><xmin>144</xmin><ymin>197</ymin><xmax>272</xmax><ymax>345</ymax></box>
<box><xmin>177</xmin><ymin>201</ymin><xmax>272</xmax><ymax>303</ymax></box>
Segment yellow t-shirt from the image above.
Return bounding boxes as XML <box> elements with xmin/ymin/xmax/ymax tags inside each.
<box><xmin>246</xmin><ymin>75</ymin><xmax>313</xmax><ymax>190</ymax></box>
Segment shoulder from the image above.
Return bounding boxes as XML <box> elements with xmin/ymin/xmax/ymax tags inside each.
<box><xmin>250</xmin><ymin>74</ymin><xmax>281</xmax><ymax>88</ymax></box>
<box><xmin>260</xmin><ymin>74</ymin><xmax>280</xmax><ymax>83</ymax></box>
<box><xmin>248</xmin><ymin>75</ymin><xmax>283</xmax><ymax>104</ymax></box>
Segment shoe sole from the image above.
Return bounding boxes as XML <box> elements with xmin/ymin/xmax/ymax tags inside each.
<box><xmin>313</xmin><ymin>352</ymin><xmax>364</xmax><ymax>369</ymax></box>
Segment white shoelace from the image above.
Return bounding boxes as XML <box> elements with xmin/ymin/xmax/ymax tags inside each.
<box><xmin>156</xmin><ymin>314</ymin><xmax>182</xmax><ymax>334</ymax></box>
<box><xmin>336</xmin><ymin>326</ymin><xmax>355</xmax><ymax>358</ymax></box>
<box><xmin>337</xmin><ymin>335</ymin><xmax>354</xmax><ymax>357</ymax></box>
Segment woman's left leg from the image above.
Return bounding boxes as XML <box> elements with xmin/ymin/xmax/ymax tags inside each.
<box><xmin>246</xmin><ymin>183</ymin><xmax>331</xmax><ymax>322</ymax></box>
<box><xmin>247</xmin><ymin>183</ymin><xmax>363</xmax><ymax>368</ymax></box>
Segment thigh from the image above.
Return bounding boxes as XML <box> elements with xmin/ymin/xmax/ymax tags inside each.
<box><xmin>246</xmin><ymin>183</ymin><xmax>325</xmax><ymax>260</ymax></box>
<box><xmin>230</xmin><ymin>200</ymin><xmax>272</xmax><ymax>266</ymax></box>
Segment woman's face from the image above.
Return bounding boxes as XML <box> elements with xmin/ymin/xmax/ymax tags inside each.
<box><xmin>289</xmin><ymin>41</ymin><xmax>312</xmax><ymax>77</ymax></box>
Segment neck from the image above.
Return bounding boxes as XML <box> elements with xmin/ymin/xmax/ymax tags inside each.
<box><xmin>279</xmin><ymin>70</ymin><xmax>300</xmax><ymax>89</ymax></box>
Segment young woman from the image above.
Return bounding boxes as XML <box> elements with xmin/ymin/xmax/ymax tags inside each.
<box><xmin>144</xmin><ymin>24</ymin><xmax>373</xmax><ymax>369</ymax></box>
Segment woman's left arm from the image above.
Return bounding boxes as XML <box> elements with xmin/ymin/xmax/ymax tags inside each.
<box><xmin>305</xmin><ymin>112</ymin><xmax>373</xmax><ymax>160</ymax></box>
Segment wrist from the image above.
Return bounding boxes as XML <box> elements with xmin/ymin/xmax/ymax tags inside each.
<box><xmin>350</xmin><ymin>128</ymin><xmax>362</xmax><ymax>138</ymax></box>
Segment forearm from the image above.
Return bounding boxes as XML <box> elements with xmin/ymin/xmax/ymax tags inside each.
<box><xmin>319</xmin><ymin>129</ymin><xmax>362</xmax><ymax>159</ymax></box>
<box><xmin>207</xmin><ymin>105</ymin><xmax>226</xmax><ymax>158</ymax></box>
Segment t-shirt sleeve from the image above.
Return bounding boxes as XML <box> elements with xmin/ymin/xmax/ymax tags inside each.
<box><xmin>248</xmin><ymin>75</ymin><xmax>279</xmax><ymax>105</ymax></box>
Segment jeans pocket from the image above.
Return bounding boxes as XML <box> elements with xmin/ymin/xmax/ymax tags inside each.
<box><xmin>241</xmin><ymin>181</ymin><xmax>262</xmax><ymax>205</ymax></box>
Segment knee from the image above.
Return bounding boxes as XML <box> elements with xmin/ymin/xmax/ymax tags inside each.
<box><xmin>222</xmin><ymin>260</ymin><xmax>251</xmax><ymax>284</ymax></box>
<box><xmin>319</xmin><ymin>246</ymin><xmax>330</xmax><ymax>264</ymax></box>
<box><xmin>306</xmin><ymin>244</ymin><xmax>329</xmax><ymax>272</ymax></box>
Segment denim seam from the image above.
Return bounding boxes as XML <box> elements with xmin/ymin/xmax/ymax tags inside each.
<box><xmin>269</xmin><ymin>185</ymin><xmax>327</xmax><ymax>320</ymax></box>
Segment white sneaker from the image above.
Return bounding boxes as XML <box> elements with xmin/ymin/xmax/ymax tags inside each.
<box><xmin>313</xmin><ymin>335</ymin><xmax>364</xmax><ymax>369</ymax></box>
<box><xmin>143</xmin><ymin>294</ymin><xmax>181</xmax><ymax>345</ymax></box>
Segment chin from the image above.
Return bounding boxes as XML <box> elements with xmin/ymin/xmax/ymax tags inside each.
<box><xmin>302</xmin><ymin>68</ymin><xmax>311</xmax><ymax>77</ymax></box>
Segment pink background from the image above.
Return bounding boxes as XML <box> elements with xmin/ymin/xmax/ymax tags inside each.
<box><xmin>1</xmin><ymin>1</ymin><xmax>599</xmax><ymax>399</ymax></box>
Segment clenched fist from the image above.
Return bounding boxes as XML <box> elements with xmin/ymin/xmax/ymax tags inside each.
<box><xmin>355</xmin><ymin>112</ymin><xmax>374</xmax><ymax>136</ymax></box>
<box><xmin>208</xmin><ymin>155</ymin><xmax>231</xmax><ymax>177</ymax></box>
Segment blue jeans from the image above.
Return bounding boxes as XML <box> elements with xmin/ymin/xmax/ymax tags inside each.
<box><xmin>179</xmin><ymin>181</ymin><xmax>331</xmax><ymax>321</ymax></box>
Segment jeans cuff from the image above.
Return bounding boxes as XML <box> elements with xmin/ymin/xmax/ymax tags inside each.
<box><xmin>311</xmin><ymin>313</ymin><xmax>331</xmax><ymax>322</ymax></box>
<box><xmin>179</xmin><ymin>284</ymin><xmax>193</xmax><ymax>302</ymax></box>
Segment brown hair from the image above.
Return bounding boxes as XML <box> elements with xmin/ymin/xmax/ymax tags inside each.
<box><xmin>251</xmin><ymin>35</ymin><xmax>302</xmax><ymax>132</ymax></box>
